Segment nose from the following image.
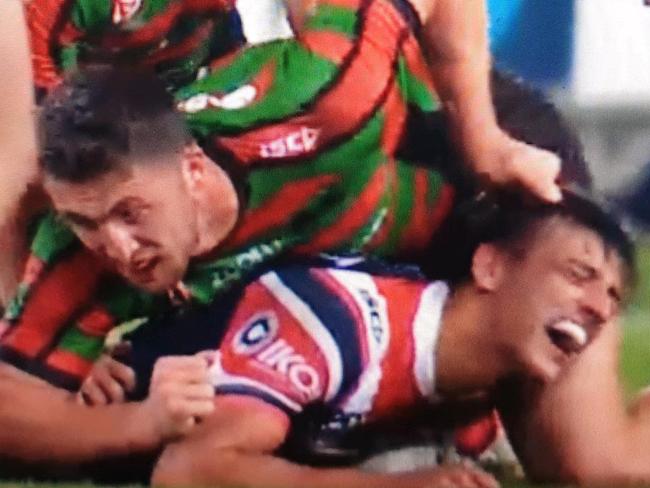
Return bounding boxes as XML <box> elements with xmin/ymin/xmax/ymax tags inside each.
<box><xmin>103</xmin><ymin>222</ymin><xmax>139</xmax><ymax>264</ymax></box>
<box><xmin>580</xmin><ymin>280</ymin><xmax>615</xmax><ymax>325</ymax></box>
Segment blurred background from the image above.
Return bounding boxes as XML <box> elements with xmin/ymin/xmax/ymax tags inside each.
<box><xmin>487</xmin><ymin>0</ymin><xmax>650</xmax><ymax>395</ymax></box>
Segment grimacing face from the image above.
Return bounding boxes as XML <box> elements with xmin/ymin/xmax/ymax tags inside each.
<box><xmin>488</xmin><ymin>217</ymin><xmax>626</xmax><ymax>383</ymax></box>
<box><xmin>45</xmin><ymin>160</ymin><xmax>200</xmax><ymax>293</ymax></box>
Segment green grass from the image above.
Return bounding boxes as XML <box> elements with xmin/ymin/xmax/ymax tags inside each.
<box><xmin>2</xmin><ymin>241</ymin><xmax>650</xmax><ymax>488</ymax></box>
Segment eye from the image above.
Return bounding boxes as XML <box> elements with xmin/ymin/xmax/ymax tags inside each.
<box><xmin>116</xmin><ymin>205</ymin><xmax>146</xmax><ymax>225</ymax></box>
<box><xmin>61</xmin><ymin>213</ymin><xmax>99</xmax><ymax>232</ymax></box>
<box><xmin>565</xmin><ymin>263</ymin><xmax>596</xmax><ymax>284</ymax></box>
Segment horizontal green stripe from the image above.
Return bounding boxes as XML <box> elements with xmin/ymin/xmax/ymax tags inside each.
<box><xmin>304</xmin><ymin>3</ymin><xmax>359</xmax><ymax>38</ymax></box>
<box><xmin>58</xmin><ymin>325</ymin><xmax>105</xmax><ymax>361</ymax></box>
<box><xmin>71</xmin><ymin>0</ymin><xmax>111</xmax><ymax>33</ymax></box>
<box><xmin>180</xmin><ymin>41</ymin><xmax>338</xmax><ymax>137</ymax></box>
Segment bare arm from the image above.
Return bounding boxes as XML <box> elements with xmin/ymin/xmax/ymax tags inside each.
<box><xmin>500</xmin><ymin>323</ymin><xmax>650</xmax><ymax>485</ymax></box>
<box><xmin>409</xmin><ymin>0</ymin><xmax>561</xmax><ymax>202</ymax></box>
<box><xmin>152</xmin><ymin>395</ymin><xmax>497</xmax><ymax>488</ymax></box>
<box><xmin>0</xmin><ymin>356</ymin><xmax>214</xmax><ymax>464</ymax></box>
<box><xmin>0</xmin><ymin>2</ymin><xmax>41</xmax><ymax>305</ymax></box>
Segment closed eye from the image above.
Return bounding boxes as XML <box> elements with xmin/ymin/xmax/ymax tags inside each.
<box><xmin>61</xmin><ymin>212</ymin><xmax>99</xmax><ymax>232</ymax></box>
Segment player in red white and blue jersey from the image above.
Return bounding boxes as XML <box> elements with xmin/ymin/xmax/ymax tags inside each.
<box><xmin>149</xmin><ymin>190</ymin><xmax>632</xmax><ymax>487</ymax></box>
<box><xmin>214</xmin><ymin>263</ymin><xmax>447</xmax><ymax>422</ymax></box>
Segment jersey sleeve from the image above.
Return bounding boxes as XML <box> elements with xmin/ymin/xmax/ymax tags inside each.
<box><xmin>210</xmin><ymin>275</ymin><xmax>333</xmax><ymax>416</ymax></box>
<box><xmin>26</xmin><ymin>0</ymin><xmax>84</xmax><ymax>92</ymax></box>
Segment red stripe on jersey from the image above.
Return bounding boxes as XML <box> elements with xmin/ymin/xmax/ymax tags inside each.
<box><xmin>143</xmin><ymin>20</ymin><xmax>215</xmax><ymax>66</ymax></box>
<box><xmin>27</xmin><ymin>0</ymin><xmax>73</xmax><ymax>89</ymax></box>
<box><xmin>399</xmin><ymin>182</ymin><xmax>455</xmax><ymax>253</ymax></box>
<box><xmin>45</xmin><ymin>348</ymin><xmax>93</xmax><ymax>379</ymax></box>
<box><xmin>321</xmin><ymin>0</ymin><xmax>364</xmax><ymax>8</ymax></box>
<box><xmin>217</xmin><ymin>0</ymin><xmax>409</xmax><ymax>165</ymax></box>
<box><xmin>184</xmin><ymin>0</ymin><xmax>234</xmax><ymax>11</ymax></box>
<box><xmin>77</xmin><ymin>306</ymin><xmax>115</xmax><ymax>338</ymax></box>
<box><xmin>220</xmin><ymin>280</ymin><xmax>329</xmax><ymax>406</ymax></box>
<box><xmin>222</xmin><ymin>174</ymin><xmax>338</xmax><ymax>251</ymax></box>
<box><xmin>401</xmin><ymin>33</ymin><xmax>436</xmax><ymax>93</ymax></box>
<box><xmin>368</xmin><ymin>276</ymin><xmax>424</xmax><ymax>419</ymax></box>
<box><xmin>1</xmin><ymin>250</ymin><xmax>103</xmax><ymax>358</ymax></box>
<box><xmin>365</xmin><ymin>158</ymin><xmax>397</xmax><ymax>250</ymax></box>
<box><xmin>299</xmin><ymin>30</ymin><xmax>355</xmax><ymax>64</ymax></box>
<box><xmin>294</xmin><ymin>164</ymin><xmax>387</xmax><ymax>254</ymax></box>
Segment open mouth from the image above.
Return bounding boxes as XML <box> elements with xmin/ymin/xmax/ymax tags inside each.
<box><xmin>130</xmin><ymin>257</ymin><xmax>160</xmax><ymax>279</ymax></box>
<box><xmin>546</xmin><ymin>319</ymin><xmax>588</xmax><ymax>356</ymax></box>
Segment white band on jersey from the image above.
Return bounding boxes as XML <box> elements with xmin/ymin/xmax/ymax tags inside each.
<box><xmin>325</xmin><ymin>269</ymin><xmax>390</xmax><ymax>415</ymax></box>
<box><xmin>412</xmin><ymin>281</ymin><xmax>449</xmax><ymax>400</ymax></box>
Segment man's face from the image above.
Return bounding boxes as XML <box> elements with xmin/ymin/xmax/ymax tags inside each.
<box><xmin>45</xmin><ymin>160</ymin><xmax>199</xmax><ymax>293</ymax></box>
<box><xmin>486</xmin><ymin>217</ymin><xmax>626</xmax><ymax>383</ymax></box>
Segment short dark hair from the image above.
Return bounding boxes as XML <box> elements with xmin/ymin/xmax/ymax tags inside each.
<box><xmin>424</xmin><ymin>189</ymin><xmax>636</xmax><ymax>293</ymax></box>
<box><xmin>39</xmin><ymin>65</ymin><xmax>191</xmax><ymax>183</ymax></box>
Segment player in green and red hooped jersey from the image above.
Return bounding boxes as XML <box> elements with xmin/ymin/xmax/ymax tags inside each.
<box><xmin>2</xmin><ymin>0</ymin><xmax>457</xmax><ymax>388</ymax></box>
<box><xmin>2</xmin><ymin>0</ymin><xmax>565</xmax><ymax>387</ymax></box>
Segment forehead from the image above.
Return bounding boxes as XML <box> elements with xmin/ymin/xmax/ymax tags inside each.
<box><xmin>44</xmin><ymin>162</ymin><xmax>182</xmax><ymax>214</ymax></box>
<box><xmin>524</xmin><ymin>217</ymin><xmax>626</xmax><ymax>288</ymax></box>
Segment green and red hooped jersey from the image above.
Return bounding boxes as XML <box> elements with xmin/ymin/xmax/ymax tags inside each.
<box><xmin>1</xmin><ymin>0</ymin><xmax>455</xmax><ymax>389</ymax></box>
<box><xmin>27</xmin><ymin>0</ymin><xmax>235</xmax><ymax>92</ymax></box>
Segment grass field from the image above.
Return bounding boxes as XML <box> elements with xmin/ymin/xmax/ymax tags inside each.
<box><xmin>2</xmin><ymin>241</ymin><xmax>650</xmax><ymax>488</ymax></box>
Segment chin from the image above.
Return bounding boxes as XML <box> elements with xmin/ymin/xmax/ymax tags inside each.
<box><xmin>526</xmin><ymin>356</ymin><xmax>563</xmax><ymax>384</ymax></box>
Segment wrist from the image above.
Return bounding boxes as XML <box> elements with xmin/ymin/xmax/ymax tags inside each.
<box><xmin>124</xmin><ymin>401</ymin><xmax>165</xmax><ymax>452</ymax></box>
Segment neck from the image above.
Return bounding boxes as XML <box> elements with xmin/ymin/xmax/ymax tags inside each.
<box><xmin>191</xmin><ymin>164</ymin><xmax>240</xmax><ymax>257</ymax></box>
<box><xmin>435</xmin><ymin>285</ymin><xmax>509</xmax><ymax>397</ymax></box>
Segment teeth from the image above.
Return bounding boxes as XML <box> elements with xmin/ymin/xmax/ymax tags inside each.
<box><xmin>551</xmin><ymin>320</ymin><xmax>588</xmax><ymax>348</ymax></box>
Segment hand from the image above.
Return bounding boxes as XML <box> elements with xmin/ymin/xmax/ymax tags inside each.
<box><xmin>472</xmin><ymin>131</ymin><xmax>562</xmax><ymax>204</ymax></box>
<box><xmin>144</xmin><ymin>353</ymin><xmax>216</xmax><ymax>441</ymax></box>
<box><xmin>423</xmin><ymin>464</ymin><xmax>499</xmax><ymax>488</ymax></box>
<box><xmin>78</xmin><ymin>353</ymin><xmax>136</xmax><ymax>406</ymax></box>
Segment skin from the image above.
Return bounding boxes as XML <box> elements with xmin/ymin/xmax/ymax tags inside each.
<box><xmin>0</xmin><ymin>355</ymin><xmax>214</xmax><ymax>464</ymax></box>
<box><xmin>44</xmin><ymin>145</ymin><xmax>239</xmax><ymax>293</ymax></box>
<box><xmin>149</xmin><ymin>217</ymin><xmax>624</xmax><ymax>488</ymax></box>
<box><xmin>0</xmin><ymin>1</ymin><xmax>38</xmax><ymax>304</ymax></box>
<box><xmin>502</xmin><ymin>321</ymin><xmax>650</xmax><ymax>486</ymax></box>
<box><xmin>0</xmin><ymin>0</ymin><xmax>562</xmax><ymax>301</ymax></box>
<box><xmin>409</xmin><ymin>0</ymin><xmax>561</xmax><ymax>203</ymax></box>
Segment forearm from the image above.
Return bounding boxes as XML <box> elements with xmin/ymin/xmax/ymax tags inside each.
<box><xmin>154</xmin><ymin>446</ymin><xmax>457</xmax><ymax>488</ymax></box>
<box><xmin>501</xmin><ymin>325</ymin><xmax>650</xmax><ymax>485</ymax></box>
<box><xmin>0</xmin><ymin>365</ymin><xmax>161</xmax><ymax>463</ymax></box>
<box><xmin>420</xmin><ymin>0</ymin><xmax>499</xmax><ymax>164</ymax></box>
<box><xmin>0</xmin><ymin>0</ymin><xmax>39</xmax><ymax>304</ymax></box>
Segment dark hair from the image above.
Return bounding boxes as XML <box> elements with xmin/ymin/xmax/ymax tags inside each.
<box><xmin>424</xmin><ymin>189</ymin><xmax>636</xmax><ymax>293</ymax></box>
<box><xmin>397</xmin><ymin>69</ymin><xmax>591</xmax><ymax>196</ymax></box>
<box><xmin>38</xmin><ymin>65</ymin><xmax>191</xmax><ymax>182</ymax></box>
<box><xmin>490</xmin><ymin>70</ymin><xmax>592</xmax><ymax>190</ymax></box>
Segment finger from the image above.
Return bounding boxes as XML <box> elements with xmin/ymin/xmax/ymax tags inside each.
<box><xmin>152</xmin><ymin>366</ymin><xmax>211</xmax><ymax>388</ymax></box>
<box><xmin>80</xmin><ymin>376</ymin><xmax>109</xmax><ymax>406</ymax></box>
<box><xmin>93</xmin><ymin>366</ymin><xmax>127</xmax><ymax>403</ymax></box>
<box><xmin>107</xmin><ymin>358</ymin><xmax>137</xmax><ymax>392</ymax></box>
<box><xmin>196</xmin><ymin>350</ymin><xmax>218</xmax><ymax>367</ymax></box>
<box><xmin>177</xmin><ymin>399</ymin><xmax>215</xmax><ymax>421</ymax></box>
<box><xmin>152</xmin><ymin>357</ymin><xmax>210</xmax><ymax>383</ymax></box>
<box><xmin>173</xmin><ymin>383</ymin><xmax>215</xmax><ymax>401</ymax></box>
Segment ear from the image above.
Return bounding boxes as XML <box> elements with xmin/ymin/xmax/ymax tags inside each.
<box><xmin>180</xmin><ymin>143</ymin><xmax>208</xmax><ymax>193</ymax></box>
<box><xmin>471</xmin><ymin>243</ymin><xmax>507</xmax><ymax>292</ymax></box>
